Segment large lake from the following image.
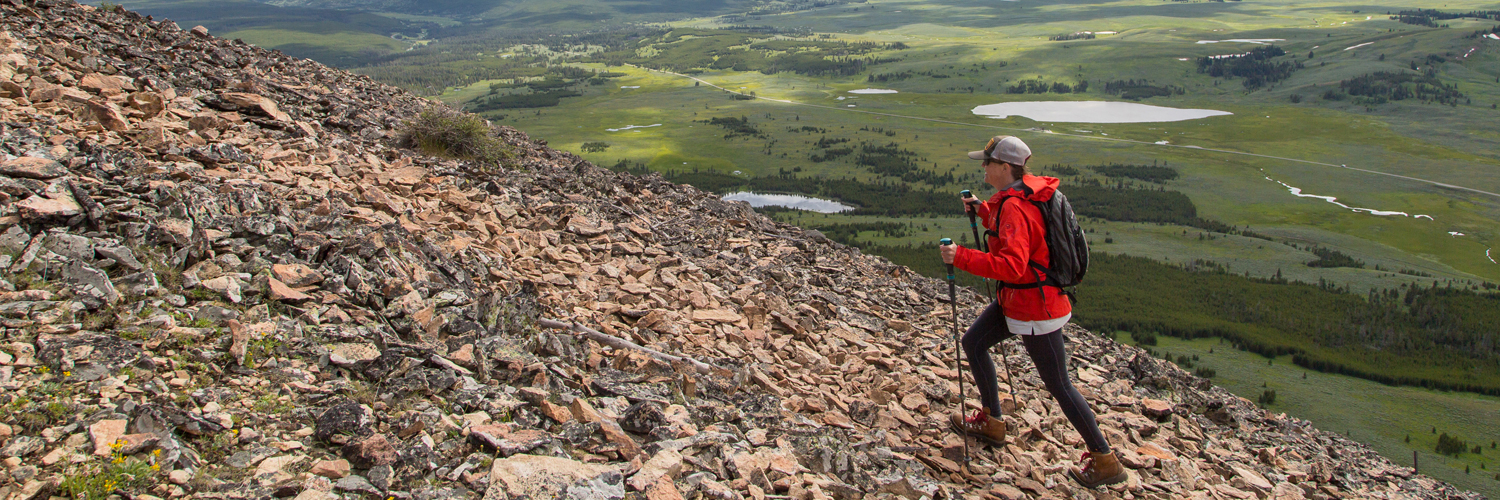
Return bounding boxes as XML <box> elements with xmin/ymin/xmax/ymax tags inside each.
<box><xmin>722</xmin><ymin>192</ymin><xmax>854</xmax><ymax>213</ymax></box>
<box><xmin>971</xmin><ymin>101</ymin><xmax>1232</xmax><ymax>123</ymax></box>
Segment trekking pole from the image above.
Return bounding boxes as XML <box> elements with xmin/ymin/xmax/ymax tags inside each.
<box><xmin>963</xmin><ymin>189</ymin><xmax>994</xmax><ymax>297</ymax></box>
<box><xmin>962</xmin><ymin>190</ymin><xmax>984</xmax><ymax>253</ymax></box>
<box><xmin>941</xmin><ymin>237</ymin><xmax>970</xmax><ymax>468</ymax></box>
<box><xmin>964</xmin><ymin>191</ymin><xmax>1015</xmax><ymax>410</ymax></box>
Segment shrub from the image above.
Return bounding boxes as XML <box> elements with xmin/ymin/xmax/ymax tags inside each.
<box><xmin>398</xmin><ymin>107</ymin><xmax>510</xmax><ymax>166</ymax></box>
<box><xmin>1437</xmin><ymin>432</ymin><xmax>1470</xmax><ymax>456</ymax></box>
<box><xmin>60</xmin><ymin>442</ymin><xmax>163</xmax><ymax>498</ymax></box>
<box><xmin>1130</xmin><ymin>331</ymin><xmax>1158</xmax><ymax>346</ymax></box>
<box><xmin>1257</xmin><ymin>389</ymin><xmax>1277</xmax><ymax>405</ymax></box>
<box><xmin>1194</xmin><ymin>367</ymin><xmax>1217</xmax><ymax>378</ymax></box>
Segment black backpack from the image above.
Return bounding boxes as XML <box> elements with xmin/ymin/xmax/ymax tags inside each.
<box><xmin>990</xmin><ymin>187</ymin><xmax>1089</xmax><ymax>302</ymax></box>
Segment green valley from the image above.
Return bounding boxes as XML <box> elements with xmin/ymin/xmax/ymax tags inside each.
<box><xmin>96</xmin><ymin>0</ymin><xmax>1500</xmax><ymax>495</ymax></box>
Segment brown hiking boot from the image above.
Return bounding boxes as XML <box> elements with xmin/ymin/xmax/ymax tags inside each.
<box><xmin>1069</xmin><ymin>451</ymin><xmax>1127</xmax><ymax>488</ymax></box>
<box><xmin>948</xmin><ymin>408</ymin><xmax>1006</xmax><ymax>445</ymax></box>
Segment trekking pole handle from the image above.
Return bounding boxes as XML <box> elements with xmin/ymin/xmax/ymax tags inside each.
<box><xmin>961</xmin><ymin>190</ymin><xmax>979</xmax><ymax>216</ymax></box>
<box><xmin>940</xmin><ymin>238</ymin><xmax>955</xmax><ymax>279</ymax></box>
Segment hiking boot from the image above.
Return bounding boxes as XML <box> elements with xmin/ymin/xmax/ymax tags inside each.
<box><xmin>948</xmin><ymin>408</ymin><xmax>1006</xmax><ymax>445</ymax></box>
<box><xmin>1069</xmin><ymin>451</ymin><xmax>1127</xmax><ymax>488</ymax></box>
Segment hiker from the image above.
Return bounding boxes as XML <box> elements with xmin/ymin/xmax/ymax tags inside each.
<box><xmin>938</xmin><ymin>135</ymin><xmax>1125</xmax><ymax>488</ymax></box>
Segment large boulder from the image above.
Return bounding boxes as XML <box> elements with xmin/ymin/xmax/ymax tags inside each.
<box><xmin>483</xmin><ymin>454</ymin><xmax>623</xmax><ymax>500</ymax></box>
<box><xmin>35</xmin><ymin>332</ymin><xmax>149</xmax><ymax>381</ymax></box>
<box><xmin>314</xmin><ymin>401</ymin><xmax>373</xmax><ymax>443</ymax></box>
<box><xmin>0</xmin><ymin>157</ymin><xmax>67</xmax><ymax>180</ymax></box>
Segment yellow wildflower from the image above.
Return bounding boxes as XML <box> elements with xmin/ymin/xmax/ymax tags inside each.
<box><xmin>63</xmin><ymin>371</ymin><xmax>70</xmax><ymax>377</ymax></box>
<box><xmin>153</xmin><ymin>449</ymin><xmax>162</xmax><ymax>456</ymax></box>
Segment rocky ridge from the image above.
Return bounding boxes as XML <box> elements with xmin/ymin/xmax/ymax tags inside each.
<box><xmin>0</xmin><ymin>1</ymin><xmax>1481</xmax><ymax>499</ymax></box>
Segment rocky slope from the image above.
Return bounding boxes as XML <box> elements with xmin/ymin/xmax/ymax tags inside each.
<box><xmin>0</xmin><ymin>1</ymin><xmax>1482</xmax><ymax>499</ymax></box>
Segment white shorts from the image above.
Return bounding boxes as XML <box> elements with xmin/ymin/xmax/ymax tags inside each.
<box><xmin>1006</xmin><ymin>313</ymin><xmax>1071</xmax><ymax>336</ymax></box>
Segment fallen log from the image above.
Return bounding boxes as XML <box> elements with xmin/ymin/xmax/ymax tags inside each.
<box><xmin>537</xmin><ymin>318</ymin><xmax>716</xmax><ymax>375</ymax></box>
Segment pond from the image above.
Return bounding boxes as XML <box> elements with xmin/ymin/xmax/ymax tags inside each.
<box><xmin>721</xmin><ymin>192</ymin><xmax>854</xmax><ymax>213</ymax></box>
<box><xmin>971</xmin><ymin>101</ymin><xmax>1231</xmax><ymax>123</ymax></box>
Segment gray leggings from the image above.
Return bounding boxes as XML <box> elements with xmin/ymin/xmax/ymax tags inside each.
<box><xmin>962</xmin><ymin>301</ymin><xmax>1110</xmax><ymax>453</ymax></box>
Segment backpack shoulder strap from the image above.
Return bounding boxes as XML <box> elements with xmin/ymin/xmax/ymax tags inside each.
<box><xmin>985</xmin><ymin>194</ymin><xmax>1025</xmax><ymax>238</ymax></box>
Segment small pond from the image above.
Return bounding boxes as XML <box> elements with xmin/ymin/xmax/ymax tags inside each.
<box><xmin>721</xmin><ymin>192</ymin><xmax>854</xmax><ymax>213</ymax></box>
<box><xmin>971</xmin><ymin>101</ymin><xmax>1231</xmax><ymax>123</ymax></box>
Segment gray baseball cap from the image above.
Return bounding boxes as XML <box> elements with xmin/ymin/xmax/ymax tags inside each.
<box><xmin>967</xmin><ymin>135</ymin><xmax>1031</xmax><ymax>166</ymax></box>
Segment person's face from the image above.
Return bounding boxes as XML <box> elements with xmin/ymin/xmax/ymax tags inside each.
<box><xmin>983</xmin><ymin>159</ymin><xmax>1013</xmax><ymax>189</ymax></box>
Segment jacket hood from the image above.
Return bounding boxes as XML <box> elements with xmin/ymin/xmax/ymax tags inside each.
<box><xmin>993</xmin><ymin>174</ymin><xmax>1059</xmax><ymax>202</ymax></box>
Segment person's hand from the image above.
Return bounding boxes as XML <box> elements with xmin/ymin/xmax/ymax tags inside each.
<box><xmin>961</xmin><ymin>193</ymin><xmax>978</xmax><ymax>215</ymax></box>
<box><xmin>940</xmin><ymin>243</ymin><xmax>957</xmax><ymax>264</ymax></box>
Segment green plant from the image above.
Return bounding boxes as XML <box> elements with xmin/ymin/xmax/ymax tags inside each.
<box><xmin>10</xmin><ymin>269</ymin><xmax>46</xmax><ymax>291</ymax></box>
<box><xmin>398</xmin><ymin>107</ymin><xmax>511</xmax><ymax>166</ymax></box>
<box><xmin>185</xmin><ymin>288</ymin><xmax>220</xmax><ymax>303</ymax></box>
<box><xmin>253</xmin><ymin>393</ymin><xmax>293</xmax><ymax>414</ymax></box>
<box><xmin>140</xmin><ymin>248</ymin><xmax>183</xmax><ymax>292</ymax></box>
<box><xmin>193</xmin><ymin>428</ymin><xmax>241</xmax><ymax>464</ymax></box>
<box><xmin>98</xmin><ymin>0</ymin><xmax>122</xmax><ymax>11</ymax></box>
<box><xmin>80</xmin><ymin>308</ymin><xmax>119</xmax><ymax>332</ymax></box>
<box><xmin>45</xmin><ymin>401</ymin><xmax>73</xmax><ymax>421</ymax></box>
<box><xmin>59</xmin><ymin>443</ymin><xmax>162</xmax><ymax>498</ymax></box>
<box><xmin>245</xmin><ymin>337</ymin><xmax>284</xmax><ymax>367</ymax></box>
<box><xmin>347</xmin><ymin>380</ymin><xmax>377</xmax><ymax>406</ymax></box>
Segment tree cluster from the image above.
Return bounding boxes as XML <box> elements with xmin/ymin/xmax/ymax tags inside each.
<box><xmin>1066</xmin><ymin>182</ymin><xmax>1198</xmax><ymax>224</ymax></box>
<box><xmin>1090</xmin><ymin>164</ymin><xmax>1180</xmax><ymax>183</ymax></box>
<box><xmin>1464</xmin><ymin>25</ymin><xmax>1500</xmax><ymax>38</ymax></box>
<box><xmin>1101</xmin><ymin>79</ymin><xmax>1184</xmax><ymax>99</ymax></box>
<box><xmin>1305</xmin><ymin>245</ymin><xmax>1366</xmax><ymax>269</ymax></box>
<box><xmin>1437</xmin><ymin>432</ymin><xmax>1473</xmax><ymax>456</ymax></box>
<box><xmin>468</xmin><ymin>89</ymin><xmax>581</xmax><ymax>111</ymax></box>
<box><xmin>1049</xmin><ymin>32</ymin><xmax>1096</xmax><ymax>41</ymax></box>
<box><xmin>698</xmin><ymin>116</ymin><xmax>765</xmax><ymax>139</ymax></box>
<box><xmin>854</xmin><ymin>142</ymin><xmax>954</xmax><ymax>185</ymax></box>
<box><xmin>1391</xmin><ymin>9</ymin><xmax>1500</xmax><ymax>27</ymax></box>
<box><xmin>1081</xmin><ymin>254</ymin><xmax>1500</xmax><ymax>396</ymax></box>
<box><xmin>1196</xmin><ymin>46</ymin><xmax>1302</xmax><ymax>90</ymax></box>
<box><xmin>1336</xmin><ymin>70</ymin><xmax>1467</xmax><ymax>106</ymax></box>
<box><xmin>816</xmin><ymin>222</ymin><xmax>913</xmax><ymax>246</ymax></box>
<box><xmin>1006</xmin><ymin>79</ymin><xmax>1088</xmax><ymax>94</ymax></box>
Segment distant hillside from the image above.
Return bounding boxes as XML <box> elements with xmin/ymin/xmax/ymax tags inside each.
<box><xmin>0</xmin><ymin>1</ymin><xmax>1484</xmax><ymax>499</ymax></box>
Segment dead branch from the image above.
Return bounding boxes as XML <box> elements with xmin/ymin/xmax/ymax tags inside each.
<box><xmin>537</xmin><ymin>318</ymin><xmax>716</xmax><ymax>375</ymax></box>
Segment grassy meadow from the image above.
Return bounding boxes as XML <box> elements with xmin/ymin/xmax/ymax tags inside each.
<box><xmin>1121</xmin><ymin>334</ymin><xmax>1500</xmax><ymax>497</ymax></box>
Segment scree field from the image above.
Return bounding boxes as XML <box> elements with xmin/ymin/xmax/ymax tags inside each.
<box><xmin>104</xmin><ymin>0</ymin><xmax>1500</xmax><ymax>494</ymax></box>
<box><xmin>429</xmin><ymin>2</ymin><xmax>1500</xmax><ymax>494</ymax></box>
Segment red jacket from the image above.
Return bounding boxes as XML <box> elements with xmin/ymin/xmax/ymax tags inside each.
<box><xmin>953</xmin><ymin>174</ymin><xmax>1073</xmax><ymax>322</ymax></box>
